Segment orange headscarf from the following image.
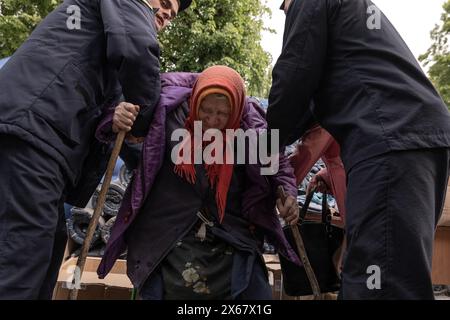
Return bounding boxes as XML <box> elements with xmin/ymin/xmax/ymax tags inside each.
<box><xmin>174</xmin><ymin>66</ymin><xmax>246</xmax><ymax>223</ymax></box>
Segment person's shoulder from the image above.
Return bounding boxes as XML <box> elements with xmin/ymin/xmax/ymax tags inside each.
<box><xmin>241</xmin><ymin>97</ymin><xmax>268</xmax><ymax>130</ymax></box>
<box><xmin>247</xmin><ymin>97</ymin><xmax>267</xmax><ymax>117</ymax></box>
<box><xmin>161</xmin><ymin>72</ymin><xmax>199</xmax><ymax>89</ymax></box>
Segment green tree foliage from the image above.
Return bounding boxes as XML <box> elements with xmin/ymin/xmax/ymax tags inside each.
<box><xmin>159</xmin><ymin>0</ymin><xmax>273</xmax><ymax>97</ymax></box>
<box><xmin>420</xmin><ymin>0</ymin><xmax>450</xmax><ymax>108</ymax></box>
<box><xmin>0</xmin><ymin>0</ymin><xmax>60</xmax><ymax>57</ymax></box>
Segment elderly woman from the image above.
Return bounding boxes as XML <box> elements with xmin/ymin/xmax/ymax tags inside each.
<box><xmin>96</xmin><ymin>66</ymin><xmax>300</xmax><ymax>300</ymax></box>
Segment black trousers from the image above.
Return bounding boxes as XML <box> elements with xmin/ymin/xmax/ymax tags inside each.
<box><xmin>339</xmin><ymin>148</ymin><xmax>450</xmax><ymax>300</ymax></box>
<box><xmin>0</xmin><ymin>135</ymin><xmax>68</xmax><ymax>299</ymax></box>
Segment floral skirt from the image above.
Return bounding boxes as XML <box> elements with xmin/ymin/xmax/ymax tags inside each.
<box><xmin>160</xmin><ymin>224</ymin><xmax>235</xmax><ymax>300</ymax></box>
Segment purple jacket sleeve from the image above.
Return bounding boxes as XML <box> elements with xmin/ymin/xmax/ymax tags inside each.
<box><xmin>270</xmin><ymin>150</ymin><xmax>298</xmax><ymax>199</ymax></box>
<box><xmin>245</xmin><ymin>98</ymin><xmax>298</xmax><ymax>199</ymax></box>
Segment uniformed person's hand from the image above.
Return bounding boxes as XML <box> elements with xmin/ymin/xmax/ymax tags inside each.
<box><xmin>112</xmin><ymin>102</ymin><xmax>140</xmax><ymax>133</ymax></box>
<box><xmin>307</xmin><ymin>168</ymin><xmax>332</xmax><ymax>195</ymax></box>
<box><xmin>276</xmin><ymin>195</ymin><xmax>299</xmax><ymax>226</ymax></box>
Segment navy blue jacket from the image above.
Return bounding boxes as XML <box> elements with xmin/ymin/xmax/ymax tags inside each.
<box><xmin>0</xmin><ymin>0</ymin><xmax>161</xmax><ymax>203</ymax></box>
<box><xmin>267</xmin><ymin>0</ymin><xmax>450</xmax><ymax>171</ymax></box>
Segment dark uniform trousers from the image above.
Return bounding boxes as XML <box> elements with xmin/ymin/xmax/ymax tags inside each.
<box><xmin>0</xmin><ymin>135</ymin><xmax>68</xmax><ymax>299</ymax></box>
<box><xmin>339</xmin><ymin>148</ymin><xmax>450</xmax><ymax>300</ymax></box>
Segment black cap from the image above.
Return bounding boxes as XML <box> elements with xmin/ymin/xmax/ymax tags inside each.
<box><xmin>279</xmin><ymin>0</ymin><xmax>285</xmax><ymax>10</ymax></box>
<box><xmin>179</xmin><ymin>0</ymin><xmax>192</xmax><ymax>11</ymax></box>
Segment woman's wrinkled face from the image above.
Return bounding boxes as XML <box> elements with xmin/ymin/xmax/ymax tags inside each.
<box><xmin>198</xmin><ymin>94</ymin><xmax>231</xmax><ymax>131</ymax></box>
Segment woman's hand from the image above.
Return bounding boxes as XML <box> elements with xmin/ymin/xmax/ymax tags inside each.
<box><xmin>112</xmin><ymin>102</ymin><xmax>144</xmax><ymax>144</ymax></box>
<box><xmin>276</xmin><ymin>195</ymin><xmax>299</xmax><ymax>226</ymax></box>
<box><xmin>112</xmin><ymin>102</ymin><xmax>140</xmax><ymax>133</ymax></box>
<box><xmin>307</xmin><ymin>167</ymin><xmax>332</xmax><ymax>195</ymax></box>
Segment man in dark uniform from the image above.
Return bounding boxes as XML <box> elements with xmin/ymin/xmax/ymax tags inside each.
<box><xmin>268</xmin><ymin>0</ymin><xmax>450</xmax><ymax>299</ymax></box>
<box><xmin>0</xmin><ymin>0</ymin><xmax>192</xmax><ymax>299</ymax></box>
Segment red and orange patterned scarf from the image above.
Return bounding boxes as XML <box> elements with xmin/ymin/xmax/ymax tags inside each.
<box><xmin>174</xmin><ymin>66</ymin><xmax>246</xmax><ymax>223</ymax></box>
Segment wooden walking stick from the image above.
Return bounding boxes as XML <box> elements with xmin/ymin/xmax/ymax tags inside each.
<box><xmin>69</xmin><ymin>131</ymin><xmax>126</xmax><ymax>300</ymax></box>
<box><xmin>277</xmin><ymin>186</ymin><xmax>321</xmax><ymax>300</ymax></box>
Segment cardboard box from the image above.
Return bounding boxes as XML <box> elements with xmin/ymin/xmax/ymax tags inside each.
<box><xmin>263</xmin><ymin>254</ymin><xmax>280</xmax><ymax>264</ymax></box>
<box><xmin>432</xmin><ymin>226</ymin><xmax>450</xmax><ymax>285</ymax></box>
<box><xmin>266</xmin><ymin>262</ymin><xmax>284</xmax><ymax>300</ymax></box>
<box><xmin>53</xmin><ymin>257</ymin><xmax>133</xmax><ymax>300</ymax></box>
<box><xmin>432</xmin><ymin>182</ymin><xmax>450</xmax><ymax>285</ymax></box>
<box><xmin>263</xmin><ymin>255</ymin><xmax>282</xmax><ymax>300</ymax></box>
<box><xmin>263</xmin><ymin>254</ymin><xmax>338</xmax><ymax>300</ymax></box>
<box><xmin>438</xmin><ymin>181</ymin><xmax>450</xmax><ymax>227</ymax></box>
<box><xmin>264</xmin><ymin>255</ymin><xmax>301</xmax><ymax>300</ymax></box>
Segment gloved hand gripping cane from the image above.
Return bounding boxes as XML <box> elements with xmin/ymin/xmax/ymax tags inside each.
<box><xmin>69</xmin><ymin>131</ymin><xmax>127</xmax><ymax>300</ymax></box>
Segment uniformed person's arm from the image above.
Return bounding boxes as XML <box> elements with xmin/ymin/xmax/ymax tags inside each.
<box><xmin>267</xmin><ymin>0</ymin><xmax>328</xmax><ymax>147</ymax></box>
<box><xmin>100</xmin><ymin>0</ymin><xmax>161</xmax><ymax>137</ymax></box>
